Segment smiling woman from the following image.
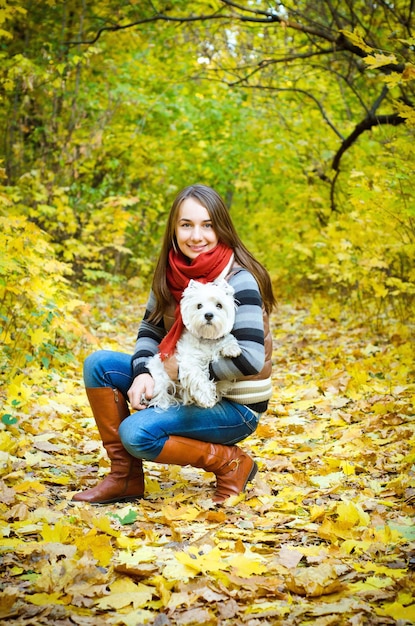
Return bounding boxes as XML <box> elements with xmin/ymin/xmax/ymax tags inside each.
<box><xmin>72</xmin><ymin>184</ymin><xmax>276</xmax><ymax>506</ymax></box>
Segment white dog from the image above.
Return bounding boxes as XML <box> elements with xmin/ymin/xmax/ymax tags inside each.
<box><xmin>147</xmin><ymin>279</ymin><xmax>241</xmax><ymax>409</ymax></box>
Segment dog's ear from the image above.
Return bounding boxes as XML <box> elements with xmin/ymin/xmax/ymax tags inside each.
<box><xmin>183</xmin><ymin>279</ymin><xmax>200</xmax><ymax>297</ymax></box>
<box><xmin>214</xmin><ymin>278</ymin><xmax>235</xmax><ymax>297</ymax></box>
<box><xmin>187</xmin><ymin>279</ymin><xmax>198</xmax><ymax>290</ymax></box>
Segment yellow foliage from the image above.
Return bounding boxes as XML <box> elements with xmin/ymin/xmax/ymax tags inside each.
<box><xmin>0</xmin><ymin>4</ymin><xmax>413</xmax><ymax>624</ymax></box>
<box><xmin>40</xmin><ymin>522</ymin><xmax>74</xmax><ymax>543</ymax></box>
<box><xmin>335</xmin><ymin>501</ymin><xmax>370</xmax><ymax>529</ymax></box>
<box><xmin>376</xmin><ymin>601</ymin><xmax>415</xmax><ymax>621</ymax></box>
<box><xmin>95</xmin><ymin>578</ymin><xmax>154</xmax><ymax>610</ymax></box>
<box><xmin>364</xmin><ymin>53</ymin><xmax>397</xmax><ymax>69</ymax></box>
<box><xmin>26</xmin><ymin>591</ymin><xmax>69</xmax><ymax>606</ymax></box>
<box><xmin>395</xmin><ymin>101</ymin><xmax>415</xmax><ymax>125</ymax></box>
<box><xmin>0</xmin><ymin>294</ymin><xmax>413</xmax><ymax>624</ymax></box>
<box><xmin>228</xmin><ymin>553</ymin><xmax>267</xmax><ymax>577</ymax></box>
<box><xmin>340</xmin><ymin>29</ymin><xmax>373</xmax><ymax>53</ymax></box>
<box><xmin>14</xmin><ymin>480</ymin><xmax>45</xmax><ymax>494</ymax></box>
<box><xmin>0</xmin><ymin>431</ymin><xmax>17</xmax><ymax>454</ymax></box>
<box><xmin>0</xmin><ymin>214</ymin><xmax>93</xmax><ymax>421</ymax></box>
<box><xmin>176</xmin><ymin>546</ymin><xmax>229</xmax><ymax>575</ymax></box>
<box><xmin>75</xmin><ymin>530</ymin><xmax>113</xmax><ymax>567</ymax></box>
<box><xmin>285</xmin><ymin>563</ymin><xmax>346</xmax><ymax>597</ymax></box>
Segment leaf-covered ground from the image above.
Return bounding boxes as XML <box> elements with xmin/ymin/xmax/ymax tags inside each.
<box><xmin>1</xmin><ymin>294</ymin><xmax>414</xmax><ymax>625</ymax></box>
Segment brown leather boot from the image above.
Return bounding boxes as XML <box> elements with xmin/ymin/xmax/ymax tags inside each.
<box><xmin>72</xmin><ymin>387</ymin><xmax>145</xmax><ymax>504</ymax></box>
<box><xmin>154</xmin><ymin>436</ymin><xmax>257</xmax><ymax>503</ymax></box>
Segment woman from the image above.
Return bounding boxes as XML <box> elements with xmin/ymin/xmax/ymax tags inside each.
<box><xmin>73</xmin><ymin>184</ymin><xmax>275</xmax><ymax>504</ymax></box>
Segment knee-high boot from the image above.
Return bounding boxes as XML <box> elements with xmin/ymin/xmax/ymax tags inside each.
<box><xmin>72</xmin><ymin>387</ymin><xmax>145</xmax><ymax>504</ymax></box>
<box><xmin>153</xmin><ymin>436</ymin><xmax>257</xmax><ymax>503</ymax></box>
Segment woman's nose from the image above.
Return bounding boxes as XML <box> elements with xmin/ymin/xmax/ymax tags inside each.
<box><xmin>191</xmin><ymin>226</ymin><xmax>202</xmax><ymax>240</ymax></box>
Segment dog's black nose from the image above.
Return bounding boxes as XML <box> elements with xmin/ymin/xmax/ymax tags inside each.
<box><xmin>204</xmin><ymin>312</ymin><xmax>214</xmax><ymax>321</ymax></box>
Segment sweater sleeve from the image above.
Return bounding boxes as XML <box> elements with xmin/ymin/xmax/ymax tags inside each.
<box><xmin>131</xmin><ymin>290</ymin><xmax>166</xmax><ymax>377</ymax></box>
<box><xmin>209</xmin><ymin>269</ymin><xmax>265</xmax><ymax>382</ymax></box>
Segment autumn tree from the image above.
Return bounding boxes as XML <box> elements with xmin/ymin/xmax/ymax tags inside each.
<box><xmin>1</xmin><ymin>0</ymin><xmax>414</xmax><ymax>419</ymax></box>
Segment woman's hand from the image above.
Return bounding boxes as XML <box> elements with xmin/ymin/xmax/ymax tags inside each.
<box><xmin>128</xmin><ymin>373</ymin><xmax>155</xmax><ymax>410</ymax></box>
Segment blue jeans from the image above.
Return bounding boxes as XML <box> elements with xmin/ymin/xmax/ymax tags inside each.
<box><xmin>84</xmin><ymin>350</ymin><xmax>261</xmax><ymax>460</ymax></box>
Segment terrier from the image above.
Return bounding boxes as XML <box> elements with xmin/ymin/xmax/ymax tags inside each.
<box><xmin>147</xmin><ymin>279</ymin><xmax>241</xmax><ymax>409</ymax></box>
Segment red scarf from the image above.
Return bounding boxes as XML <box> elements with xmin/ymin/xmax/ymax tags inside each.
<box><xmin>158</xmin><ymin>243</ymin><xmax>234</xmax><ymax>360</ymax></box>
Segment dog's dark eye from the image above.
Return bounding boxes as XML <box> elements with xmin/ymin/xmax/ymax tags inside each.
<box><xmin>216</xmin><ymin>303</ymin><xmax>223</xmax><ymax>309</ymax></box>
<box><xmin>197</xmin><ymin>303</ymin><xmax>203</xmax><ymax>309</ymax></box>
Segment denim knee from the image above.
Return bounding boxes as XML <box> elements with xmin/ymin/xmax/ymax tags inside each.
<box><xmin>83</xmin><ymin>350</ymin><xmax>111</xmax><ymax>387</ymax></box>
<box><xmin>83</xmin><ymin>350</ymin><xmax>133</xmax><ymax>392</ymax></box>
<box><xmin>119</xmin><ymin>414</ymin><xmax>166</xmax><ymax>461</ymax></box>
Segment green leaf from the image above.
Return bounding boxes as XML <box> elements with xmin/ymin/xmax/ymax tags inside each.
<box><xmin>2</xmin><ymin>414</ymin><xmax>18</xmax><ymax>425</ymax></box>
<box><xmin>108</xmin><ymin>509</ymin><xmax>138</xmax><ymax>525</ymax></box>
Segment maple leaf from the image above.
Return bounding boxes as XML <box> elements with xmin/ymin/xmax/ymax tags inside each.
<box><xmin>228</xmin><ymin>553</ymin><xmax>267</xmax><ymax>577</ymax></box>
<box><xmin>95</xmin><ymin>578</ymin><xmax>154</xmax><ymax>610</ymax></box>
<box><xmin>0</xmin><ymin>588</ymin><xmax>20</xmax><ymax>619</ymax></box>
<box><xmin>285</xmin><ymin>563</ymin><xmax>347</xmax><ymax>597</ymax></box>
<box><xmin>376</xmin><ymin>601</ymin><xmax>415</xmax><ymax>621</ymax></box>
<box><xmin>364</xmin><ymin>53</ymin><xmax>398</xmax><ymax>69</ymax></box>
<box><xmin>277</xmin><ymin>546</ymin><xmax>304</xmax><ymax>569</ymax></box>
<box><xmin>75</xmin><ymin>530</ymin><xmax>114</xmax><ymax>567</ymax></box>
<box><xmin>340</xmin><ymin>29</ymin><xmax>373</xmax><ymax>53</ymax></box>
<box><xmin>175</xmin><ymin>545</ymin><xmax>229</xmax><ymax>575</ymax></box>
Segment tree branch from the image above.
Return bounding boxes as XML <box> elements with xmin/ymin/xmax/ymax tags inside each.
<box><xmin>65</xmin><ymin>12</ymin><xmax>234</xmax><ymax>46</ymax></box>
<box><xmin>65</xmin><ymin>1</ymin><xmax>407</xmax><ymax>79</ymax></box>
<box><xmin>328</xmin><ymin>105</ymin><xmax>405</xmax><ymax>213</ymax></box>
<box><xmin>332</xmin><ymin>112</ymin><xmax>405</xmax><ymax>172</ymax></box>
<box><xmin>215</xmin><ymin>80</ymin><xmax>345</xmax><ymax>140</ymax></box>
<box><xmin>220</xmin><ymin>0</ymin><xmax>336</xmax><ymax>39</ymax></box>
<box><xmin>64</xmin><ymin>5</ymin><xmax>290</xmax><ymax>46</ymax></box>
<box><xmin>227</xmin><ymin>48</ymin><xmax>339</xmax><ymax>86</ymax></box>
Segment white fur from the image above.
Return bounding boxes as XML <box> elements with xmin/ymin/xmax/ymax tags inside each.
<box><xmin>147</xmin><ymin>279</ymin><xmax>240</xmax><ymax>409</ymax></box>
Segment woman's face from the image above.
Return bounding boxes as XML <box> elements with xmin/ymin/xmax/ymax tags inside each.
<box><xmin>175</xmin><ymin>197</ymin><xmax>219</xmax><ymax>260</ymax></box>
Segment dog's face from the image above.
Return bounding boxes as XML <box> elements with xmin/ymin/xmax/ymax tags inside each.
<box><xmin>180</xmin><ymin>280</ymin><xmax>237</xmax><ymax>340</ymax></box>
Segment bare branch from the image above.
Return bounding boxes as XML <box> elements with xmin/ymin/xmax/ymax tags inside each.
<box><xmin>220</xmin><ymin>82</ymin><xmax>344</xmax><ymax>140</ymax></box>
<box><xmin>220</xmin><ymin>0</ymin><xmax>336</xmax><ymax>40</ymax></box>
<box><xmin>65</xmin><ymin>1</ymin><xmax>408</xmax><ymax>79</ymax></box>
<box><xmin>369</xmin><ymin>85</ymin><xmax>389</xmax><ymax>115</ymax></box>
<box><xmin>378</xmin><ymin>0</ymin><xmax>414</xmax><ymax>36</ymax></box>
<box><xmin>408</xmin><ymin>0</ymin><xmax>414</xmax><ymax>35</ymax></box>
<box><xmin>219</xmin><ymin>0</ymin><xmax>273</xmax><ymax>18</ymax></box>
<box><xmin>227</xmin><ymin>48</ymin><xmax>339</xmax><ymax>86</ymax></box>
<box><xmin>64</xmin><ymin>4</ymin><xmax>284</xmax><ymax>46</ymax></box>
<box><xmin>332</xmin><ymin>111</ymin><xmax>405</xmax><ymax>172</ymax></box>
<box><xmin>330</xmin><ymin>169</ymin><xmax>341</xmax><ymax>213</ymax></box>
<box><xmin>328</xmin><ymin>105</ymin><xmax>405</xmax><ymax>211</ymax></box>
<box><xmin>65</xmin><ymin>12</ymin><xmax>234</xmax><ymax>46</ymax></box>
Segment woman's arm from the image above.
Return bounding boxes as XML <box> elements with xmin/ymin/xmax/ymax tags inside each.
<box><xmin>130</xmin><ymin>291</ymin><xmax>179</xmax><ymax>409</ymax></box>
<box><xmin>131</xmin><ymin>290</ymin><xmax>166</xmax><ymax>378</ymax></box>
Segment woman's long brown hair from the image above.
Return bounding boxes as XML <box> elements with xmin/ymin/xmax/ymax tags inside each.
<box><xmin>149</xmin><ymin>184</ymin><xmax>276</xmax><ymax>322</ymax></box>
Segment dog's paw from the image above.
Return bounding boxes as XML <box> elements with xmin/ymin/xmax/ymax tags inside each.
<box><xmin>193</xmin><ymin>381</ymin><xmax>218</xmax><ymax>407</ymax></box>
<box><xmin>194</xmin><ymin>393</ymin><xmax>218</xmax><ymax>408</ymax></box>
<box><xmin>181</xmin><ymin>376</ymin><xmax>218</xmax><ymax>408</ymax></box>
<box><xmin>147</xmin><ymin>391</ymin><xmax>175</xmax><ymax>410</ymax></box>
<box><xmin>220</xmin><ymin>335</ymin><xmax>241</xmax><ymax>358</ymax></box>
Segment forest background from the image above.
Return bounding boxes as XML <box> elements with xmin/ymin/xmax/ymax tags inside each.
<box><xmin>0</xmin><ymin>1</ymin><xmax>414</xmax><ymax>625</ymax></box>
<box><xmin>1</xmin><ymin>0</ymin><xmax>414</xmax><ymax>421</ymax></box>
